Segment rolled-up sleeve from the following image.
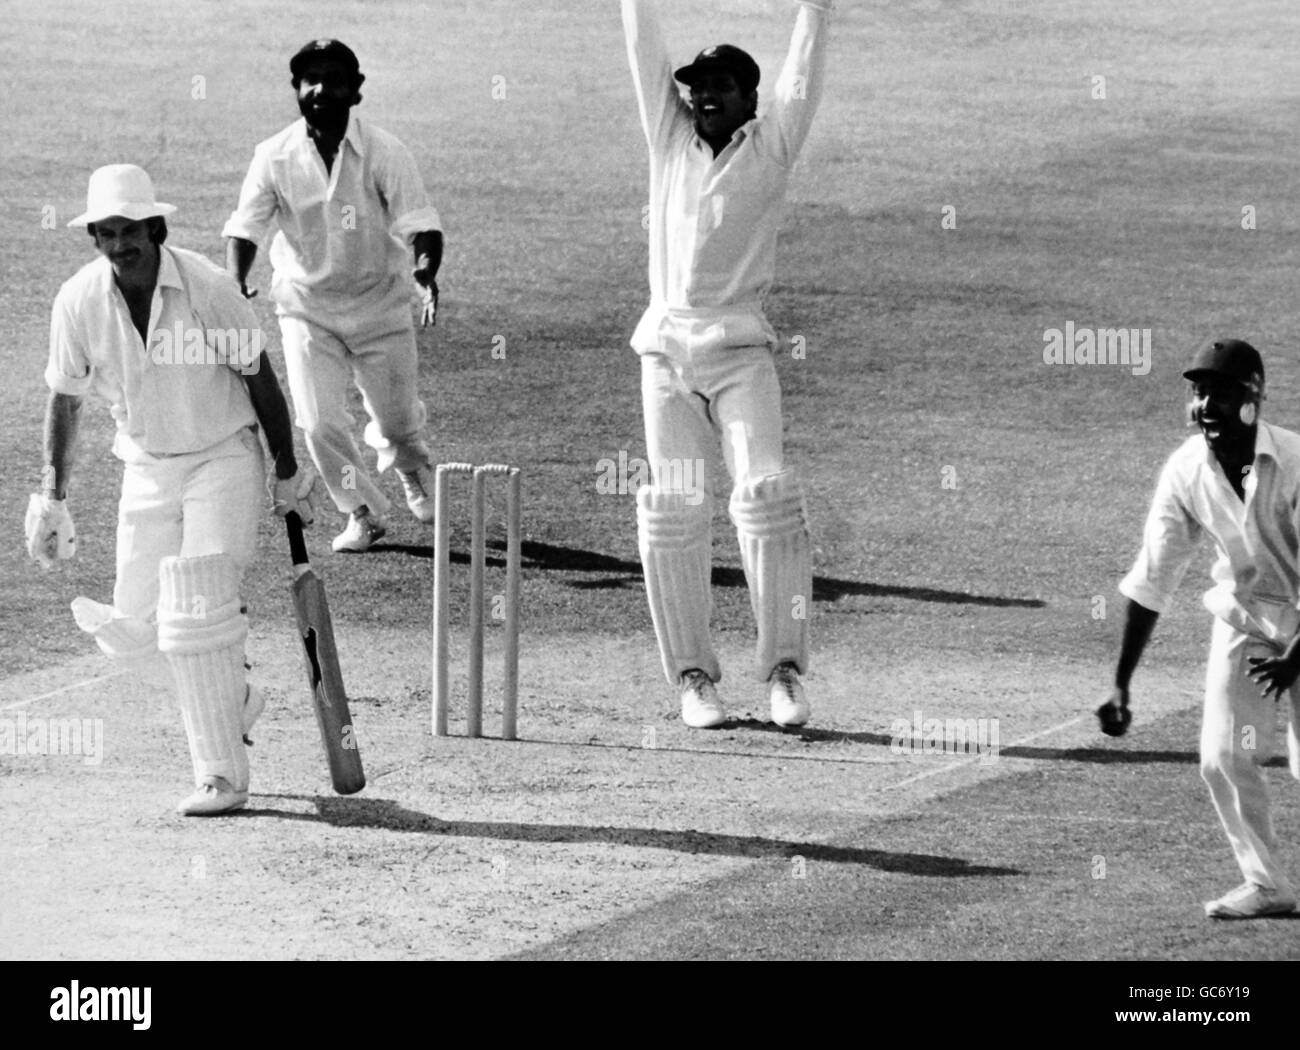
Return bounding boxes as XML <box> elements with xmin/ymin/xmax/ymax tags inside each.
<box><xmin>1119</xmin><ymin>457</ymin><xmax>1202</xmax><ymax>613</ymax></box>
<box><xmin>44</xmin><ymin>289</ymin><xmax>93</xmax><ymax>396</ymax></box>
<box><xmin>380</xmin><ymin>141</ymin><xmax>442</xmax><ymax>245</ymax></box>
<box><xmin>222</xmin><ymin>145</ymin><xmax>279</xmax><ymax>243</ymax></box>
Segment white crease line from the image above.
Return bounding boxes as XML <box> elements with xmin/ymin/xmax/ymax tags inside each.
<box><xmin>1</xmin><ymin>671</ymin><xmax>128</xmax><ymax>712</ymax></box>
<box><xmin>888</xmin><ymin>711</ymin><xmax>1144</xmax><ymax>790</ymax></box>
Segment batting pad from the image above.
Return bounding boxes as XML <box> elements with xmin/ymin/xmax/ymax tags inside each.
<box><xmin>156</xmin><ymin>555</ymin><xmax>249</xmax><ymax>791</ymax></box>
<box><xmin>637</xmin><ymin>485</ymin><xmax>721</xmax><ymax>684</ymax></box>
<box><xmin>70</xmin><ymin>596</ymin><xmax>172</xmax><ymax>691</ymax></box>
<box><xmin>728</xmin><ymin>470</ymin><xmax>812</xmax><ymax>680</ymax></box>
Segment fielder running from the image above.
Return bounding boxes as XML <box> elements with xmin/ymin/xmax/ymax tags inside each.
<box><xmin>224</xmin><ymin>38</ymin><xmax>444</xmax><ymax>553</ymax></box>
<box><xmin>621</xmin><ymin>0</ymin><xmax>831</xmax><ymax>728</ymax></box>
<box><xmin>28</xmin><ymin>164</ymin><xmax>317</xmax><ymax>816</ymax></box>
<box><xmin>1100</xmin><ymin>339</ymin><xmax>1300</xmax><ymax>919</ymax></box>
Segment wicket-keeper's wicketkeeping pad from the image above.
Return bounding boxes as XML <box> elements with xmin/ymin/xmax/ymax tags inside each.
<box><xmin>286</xmin><ymin>511</ymin><xmax>366</xmax><ymax>794</ymax></box>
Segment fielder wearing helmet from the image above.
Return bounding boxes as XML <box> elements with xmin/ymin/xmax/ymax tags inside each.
<box><xmin>1101</xmin><ymin>338</ymin><xmax>1300</xmax><ymax>919</ymax></box>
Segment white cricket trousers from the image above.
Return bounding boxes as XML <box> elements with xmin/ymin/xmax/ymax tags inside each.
<box><xmin>1201</xmin><ymin>614</ymin><xmax>1300</xmax><ymax>894</ymax></box>
<box><xmin>279</xmin><ymin>313</ymin><xmax>431</xmax><ymax>518</ymax></box>
<box><xmin>641</xmin><ymin>345</ymin><xmax>785</xmax><ymax>507</ymax></box>
<box><xmin>639</xmin><ymin>336</ymin><xmax>810</xmax><ymax>683</ymax></box>
<box><xmin>114</xmin><ymin>427</ymin><xmax>264</xmax><ymax>621</ymax></box>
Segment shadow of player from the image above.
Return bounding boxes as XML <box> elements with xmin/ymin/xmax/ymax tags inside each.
<box><xmin>245</xmin><ymin>793</ymin><xmax>1020</xmax><ymax>877</ymax></box>
<box><xmin>375</xmin><ymin>538</ymin><xmax>1044</xmax><ymax>610</ymax></box>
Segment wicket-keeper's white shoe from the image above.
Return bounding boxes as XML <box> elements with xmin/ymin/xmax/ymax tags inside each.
<box><xmin>768</xmin><ymin>662</ymin><xmax>810</xmax><ymax>727</ymax></box>
<box><xmin>399</xmin><ymin>465</ymin><xmax>437</xmax><ymax>524</ymax></box>
<box><xmin>332</xmin><ymin>508</ymin><xmax>387</xmax><ymax>553</ymax></box>
<box><xmin>680</xmin><ymin>669</ymin><xmax>726</xmax><ymax>729</ymax></box>
<box><xmin>1204</xmin><ymin>881</ymin><xmax>1297</xmax><ymax>919</ymax></box>
<box><xmin>177</xmin><ymin>777</ymin><xmax>249</xmax><ymax>817</ymax></box>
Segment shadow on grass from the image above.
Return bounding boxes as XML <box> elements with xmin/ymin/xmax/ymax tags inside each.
<box><xmin>371</xmin><ymin>539</ymin><xmax>1044</xmax><ymax>609</ymax></box>
<box><xmin>247</xmin><ymin>794</ymin><xmax>1020</xmax><ymax>876</ymax></box>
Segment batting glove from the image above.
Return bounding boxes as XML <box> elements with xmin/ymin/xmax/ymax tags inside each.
<box><xmin>25</xmin><ymin>493</ymin><xmax>76</xmax><ymax>569</ymax></box>
<box><xmin>270</xmin><ymin>466</ymin><xmax>322</xmax><ymax>525</ymax></box>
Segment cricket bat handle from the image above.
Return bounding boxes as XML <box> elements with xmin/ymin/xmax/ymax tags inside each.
<box><xmin>286</xmin><ymin>510</ymin><xmax>309</xmax><ymax>570</ymax></box>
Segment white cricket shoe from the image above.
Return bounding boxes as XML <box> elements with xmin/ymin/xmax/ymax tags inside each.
<box><xmin>768</xmin><ymin>662</ymin><xmax>810</xmax><ymax>727</ymax></box>
<box><xmin>332</xmin><ymin>508</ymin><xmax>387</xmax><ymax>553</ymax></box>
<box><xmin>1204</xmin><ymin>881</ymin><xmax>1296</xmax><ymax>919</ymax></box>
<box><xmin>680</xmin><ymin>669</ymin><xmax>726</xmax><ymax>729</ymax></box>
<box><xmin>399</xmin><ymin>465</ymin><xmax>437</xmax><ymax>524</ymax></box>
<box><xmin>177</xmin><ymin>776</ymin><xmax>249</xmax><ymax>817</ymax></box>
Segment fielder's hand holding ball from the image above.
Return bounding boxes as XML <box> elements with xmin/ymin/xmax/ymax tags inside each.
<box><xmin>1095</xmin><ymin>687</ymin><xmax>1131</xmax><ymax>737</ymax></box>
<box><xmin>1101</xmin><ymin>339</ymin><xmax>1300</xmax><ymax>919</ymax></box>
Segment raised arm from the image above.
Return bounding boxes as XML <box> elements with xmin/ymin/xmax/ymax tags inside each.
<box><xmin>621</xmin><ymin>0</ymin><xmax>687</xmax><ymax>148</ymax></box>
<box><xmin>767</xmin><ymin>0</ymin><xmax>834</xmax><ymax>166</ymax></box>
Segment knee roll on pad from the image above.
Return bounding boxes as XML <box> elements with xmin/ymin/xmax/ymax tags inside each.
<box><xmin>637</xmin><ymin>484</ymin><xmax>712</xmax><ymax>550</ymax></box>
<box><xmin>637</xmin><ymin>485</ymin><xmax>720</xmax><ymax>684</ymax></box>
<box><xmin>728</xmin><ymin>469</ymin><xmax>809</xmax><ymax>538</ymax></box>
<box><xmin>156</xmin><ymin>555</ymin><xmax>249</xmax><ymax>791</ymax></box>
<box><xmin>728</xmin><ymin>470</ymin><xmax>812</xmax><ymax>679</ymax></box>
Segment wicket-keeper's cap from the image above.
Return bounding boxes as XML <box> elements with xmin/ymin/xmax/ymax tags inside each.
<box><xmin>1183</xmin><ymin>339</ymin><xmax>1265</xmax><ymax>396</ymax></box>
<box><xmin>290</xmin><ymin>38</ymin><xmax>361</xmax><ymax>80</ymax></box>
<box><xmin>67</xmin><ymin>164</ymin><xmax>176</xmax><ymax>228</ymax></box>
<box><xmin>674</xmin><ymin>45</ymin><xmax>761</xmax><ymax>94</ymax></box>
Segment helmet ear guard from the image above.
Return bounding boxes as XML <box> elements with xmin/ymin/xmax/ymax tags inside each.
<box><xmin>1240</xmin><ymin>375</ymin><xmax>1264</xmax><ymax>425</ymax></box>
<box><xmin>1185</xmin><ymin>379</ymin><xmax>1263</xmax><ymax>427</ymax></box>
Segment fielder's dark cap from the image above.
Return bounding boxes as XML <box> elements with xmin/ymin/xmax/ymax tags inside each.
<box><xmin>674</xmin><ymin>45</ymin><xmax>760</xmax><ymax>93</ymax></box>
<box><xmin>1183</xmin><ymin>339</ymin><xmax>1264</xmax><ymax>393</ymax></box>
<box><xmin>290</xmin><ymin>38</ymin><xmax>361</xmax><ymax>79</ymax></box>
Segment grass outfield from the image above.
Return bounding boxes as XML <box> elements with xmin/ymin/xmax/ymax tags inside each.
<box><xmin>4</xmin><ymin>0</ymin><xmax>1300</xmax><ymax>966</ymax></box>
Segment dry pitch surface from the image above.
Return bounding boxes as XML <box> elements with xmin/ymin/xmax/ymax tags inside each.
<box><xmin>4</xmin><ymin>0</ymin><xmax>1300</xmax><ymax>962</ymax></box>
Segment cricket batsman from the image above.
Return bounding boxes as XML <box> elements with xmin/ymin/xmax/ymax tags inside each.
<box><xmin>1100</xmin><ymin>339</ymin><xmax>1300</xmax><ymax>918</ymax></box>
<box><xmin>621</xmin><ymin>0</ymin><xmax>832</xmax><ymax>728</ymax></box>
<box><xmin>223</xmin><ymin>38</ymin><xmax>444</xmax><ymax>553</ymax></box>
<box><xmin>28</xmin><ymin>164</ymin><xmax>317</xmax><ymax>815</ymax></box>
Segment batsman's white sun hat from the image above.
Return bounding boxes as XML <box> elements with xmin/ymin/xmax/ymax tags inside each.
<box><xmin>67</xmin><ymin>164</ymin><xmax>177</xmax><ymax>228</ymax></box>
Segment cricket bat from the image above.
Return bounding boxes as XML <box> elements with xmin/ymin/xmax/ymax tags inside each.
<box><xmin>285</xmin><ymin>511</ymin><xmax>366</xmax><ymax>795</ymax></box>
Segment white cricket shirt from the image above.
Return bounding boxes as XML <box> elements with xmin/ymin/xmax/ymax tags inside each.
<box><xmin>623</xmin><ymin>0</ymin><xmax>832</xmax><ymax>353</ymax></box>
<box><xmin>1121</xmin><ymin>421</ymin><xmax>1300</xmax><ymax>638</ymax></box>
<box><xmin>46</xmin><ymin>247</ymin><xmax>260</xmax><ymax>461</ymax></box>
<box><xmin>222</xmin><ymin>113</ymin><xmax>442</xmax><ymax>327</ymax></box>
